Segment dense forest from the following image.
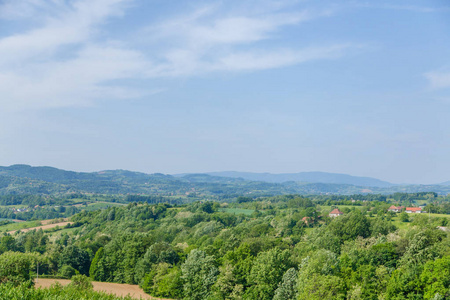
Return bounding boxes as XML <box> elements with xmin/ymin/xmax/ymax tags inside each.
<box><xmin>1</xmin><ymin>193</ymin><xmax>450</xmax><ymax>299</ymax></box>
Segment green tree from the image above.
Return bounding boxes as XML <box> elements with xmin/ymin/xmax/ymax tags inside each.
<box><xmin>297</xmin><ymin>274</ymin><xmax>346</xmax><ymax>300</ymax></box>
<box><xmin>181</xmin><ymin>249</ymin><xmax>218</xmax><ymax>300</ymax></box>
<box><xmin>273</xmin><ymin>267</ymin><xmax>298</xmax><ymax>300</ymax></box>
<box><xmin>211</xmin><ymin>263</ymin><xmax>239</xmax><ymax>299</ymax></box>
<box><xmin>0</xmin><ymin>251</ymin><xmax>41</xmax><ymax>285</ymax></box>
<box><xmin>60</xmin><ymin>245</ymin><xmax>91</xmax><ymax>275</ymax></box>
<box><xmin>420</xmin><ymin>256</ymin><xmax>450</xmax><ymax>299</ymax></box>
<box><xmin>327</xmin><ymin>211</ymin><xmax>371</xmax><ymax>243</ymax></box>
<box><xmin>0</xmin><ymin>236</ymin><xmax>16</xmax><ymax>253</ymax></box>
<box><xmin>69</xmin><ymin>274</ymin><xmax>93</xmax><ymax>290</ymax></box>
<box><xmin>89</xmin><ymin>247</ymin><xmax>104</xmax><ymax>280</ymax></box>
<box><xmin>245</xmin><ymin>248</ymin><xmax>291</xmax><ymax>300</ymax></box>
<box><xmin>59</xmin><ymin>265</ymin><xmax>77</xmax><ymax>279</ymax></box>
<box><xmin>399</xmin><ymin>212</ymin><xmax>409</xmax><ymax>222</ymax></box>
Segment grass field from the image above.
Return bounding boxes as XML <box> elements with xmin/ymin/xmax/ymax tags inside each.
<box><xmin>219</xmin><ymin>208</ymin><xmax>254</xmax><ymax>215</ymax></box>
<box><xmin>7</xmin><ymin>221</ymin><xmax>72</xmax><ymax>234</ymax></box>
<box><xmin>0</xmin><ymin>220</ymin><xmax>42</xmax><ymax>233</ymax></box>
<box><xmin>0</xmin><ymin>204</ymin><xmax>27</xmax><ymax>209</ymax></box>
<box><xmin>35</xmin><ymin>278</ymin><xmax>169</xmax><ymax>300</ymax></box>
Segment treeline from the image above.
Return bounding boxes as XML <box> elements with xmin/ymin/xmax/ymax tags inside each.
<box><xmin>125</xmin><ymin>195</ymin><xmax>184</xmax><ymax>205</ymax></box>
<box><xmin>0</xmin><ymin>206</ymin><xmax>79</xmax><ymax>220</ymax></box>
<box><xmin>0</xmin><ymin>194</ymin><xmax>87</xmax><ymax>207</ymax></box>
<box><xmin>392</xmin><ymin>192</ymin><xmax>438</xmax><ymax>202</ymax></box>
<box><xmin>312</xmin><ymin>194</ymin><xmax>387</xmax><ymax>203</ymax></box>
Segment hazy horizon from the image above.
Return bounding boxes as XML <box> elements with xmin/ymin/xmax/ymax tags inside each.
<box><xmin>1</xmin><ymin>163</ymin><xmax>449</xmax><ymax>186</ymax></box>
<box><xmin>1</xmin><ymin>0</ymin><xmax>449</xmax><ymax>184</ymax></box>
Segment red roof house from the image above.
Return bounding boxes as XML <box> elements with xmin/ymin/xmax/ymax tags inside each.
<box><xmin>388</xmin><ymin>205</ymin><xmax>404</xmax><ymax>213</ymax></box>
<box><xmin>329</xmin><ymin>208</ymin><xmax>343</xmax><ymax>218</ymax></box>
<box><xmin>302</xmin><ymin>216</ymin><xmax>310</xmax><ymax>224</ymax></box>
<box><xmin>406</xmin><ymin>207</ymin><xmax>422</xmax><ymax>213</ymax></box>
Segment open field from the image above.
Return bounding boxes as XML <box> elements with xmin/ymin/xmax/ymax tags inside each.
<box><xmin>35</xmin><ymin>278</ymin><xmax>171</xmax><ymax>300</ymax></box>
<box><xmin>0</xmin><ymin>220</ymin><xmax>42</xmax><ymax>233</ymax></box>
<box><xmin>0</xmin><ymin>204</ymin><xmax>27</xmax><ymax>209</ymax></box>
<box><xmin>7</xmin><ymin>221</ymin><xmax>72</xmax><ymax>234</ymax></box>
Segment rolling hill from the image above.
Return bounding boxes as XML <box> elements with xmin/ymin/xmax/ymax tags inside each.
<box><xmin>0</xmin><ymin>165</ymin><xmax>449</xmax><ymax>196</ymax></box>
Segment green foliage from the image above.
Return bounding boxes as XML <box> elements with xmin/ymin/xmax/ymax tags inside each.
<box><xmin>59</xmin><ymin>265</ymin><xmax>77</xmax><ymax>279</ymax></box>
<box><xmin>59</xmin><ymin>245</ymin><xmax>90</xmax><ymax>275</ymax></box>
<box><xmin>0</xmin><ymin>281</ymin><xmax>138</xmax><ymax>299</ymax></box>
<box><xmin>273</xmin><ymin>267</ymin><xmax>298</xmax><ymax>300</ymax></box>
<box><xmin>90</xmin><ymin>247</ymin><xmax>104</xmax><ymax>280</ymax></box>
<box><xmin>400</xmin><ymin>212</ymin><xmax>410</xmax><ymax>222</ymax></box>
<box><xmin>420</xmin><ymin>256</ymin><xmax>450</xmax><ymax>299</ymax></box>
<box><xmin>3</xmin><ymin>194</ymin><xmax>450</xmax><ymax>299</ymax></box>
<box><xmin>327</xmin><ymin>211</ymin><xmax>371</xmax><ymax>243</ymax></box>
<box><xmin>297</xmin><ymin>274</ymin><xmax>346</xmax><ymax>300</ymax></box>
<box><xmin>0</xmin><ymin>251</ymin><xmax>42</xmax><ymax>285</ymax></box>
<box><xmin>245</xmin><ymin>248</ymin><xmax>292</xmax><ymax>300</ymax></box>
<box><xmin>141</xmin><ymin>263</ymin><xmax>183</xmax><ymax>298</ymax></box>
<box><xmin>181</xmin><ymin>249</ymin><xmax>218</xmax><ymax>300</ymax></box>
<box><xmin>69</xmin><ymin>274</ymin><xmax>93</xmax><ymax>290</ymax></box>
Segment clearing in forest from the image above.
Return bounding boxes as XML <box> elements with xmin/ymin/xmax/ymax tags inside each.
<box><xmin>7</xmin><ymin>220</ymin><xmax>72</xmax><ymax>234</ymax></box>
<box><xmin>35</xmin><ymin>278</ymin><xmax>171</xmax><ymax>300</ymax></box>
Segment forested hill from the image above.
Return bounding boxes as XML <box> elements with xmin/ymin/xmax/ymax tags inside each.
<box><xmin>0</xmin><ymin>164</ymin><xmax>449</xmax><ymax>196</ymax></box>
<box><xmin>204</xmin><ymin>171</ymin><xmax>394</xmax><ymax>187</ymax></box>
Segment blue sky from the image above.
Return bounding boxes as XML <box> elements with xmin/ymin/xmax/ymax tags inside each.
<box><xmin>0</xmin><ymin>0</ymin><xmax>449</xmax><ymax>184</ymax></box>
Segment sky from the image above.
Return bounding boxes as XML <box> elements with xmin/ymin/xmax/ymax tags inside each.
<box><xmin>0</xmin><ymin>0</ymin><xmax>449</xmax><ymax>184</ymax></box>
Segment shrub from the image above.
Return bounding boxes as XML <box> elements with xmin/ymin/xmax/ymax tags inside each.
<box><xmin>69</xmin><ymin>274</ymin><xmax>93</xmax><ymax>290</ymax></box>
<box><xmin>59</xmin><ymin>265</ymin><xmax>78</xmax><ymax>279</ymax></box>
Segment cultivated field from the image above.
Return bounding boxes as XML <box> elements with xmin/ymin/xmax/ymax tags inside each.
<box><xmin>35</xmin><ymin>278</ymin><xmax>171</xmax><ymax>300</ymax></box>
<box><xmin>7</xmin><ymin>220</ymin><xmax>72</xmax><ymax>234</ymax></box>
<box><xmin>0</xmin><ymin>220</ymin><xmax>42</xmax><ymax>233</ymax></box>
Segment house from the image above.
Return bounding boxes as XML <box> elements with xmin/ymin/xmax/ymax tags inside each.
<box><xmin>329</xmin><ymin>208</ymin><xmax>343</xmax><ymax>218</ymax></box>
<box><xmin>302</xmin><ymin>216</ymin><xmax>311</xmax><ymax>225</ymax></box>
<box><xmin>406</xmin><ymin>207</ymin><xmax>422</xmax><ymax>213</ymax></box>
<box><xmin>388</xmin><ymin>205</ymin><xmax>404</xmax><ymax>213</ymax></box>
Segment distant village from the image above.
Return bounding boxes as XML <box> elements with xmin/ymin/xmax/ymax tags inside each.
<box><xmin>328</xmin><ymin>204</ymin><xmax>426</xmax><ymax>219</ymax></box>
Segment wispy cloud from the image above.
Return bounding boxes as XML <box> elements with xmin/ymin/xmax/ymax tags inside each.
<box><xmin>141</xmin><ymin>4</ymin><xmax>346</xmax><ymax>76</ymax></box>
<box><xmin>0</xmin><ymin>0</ymin><xmax>144</xmax><ymax>111</ymax></box>
<box><xmin>354</xmin><ymin>2</ymin><xmax>448</xmax><ymax>13</ymax></box>
<box><xmin>425</xmin><ymin>70</ymin><xmax>450</xmax><ymax>89</ymax></box>
<box><xmin>0</xmin><ymin>0</ymin><xmax>356</xmax><ymax>112</ymax></box>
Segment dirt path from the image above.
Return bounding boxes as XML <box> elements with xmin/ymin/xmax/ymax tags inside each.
<box><xmin>7</xmin><ymin>221</ymin><xmax>72</xmax><ymax>234</ymax></box>
<box><xmin>35</xmin><ymin>278</ymin><xmax>171</xmax><ymax>300</ymax></box>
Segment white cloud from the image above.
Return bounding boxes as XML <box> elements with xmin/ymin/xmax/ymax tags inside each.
<box><xmin>425</xmin><ymin>71</ymin><xmax>450</xmax><ymax>89</ymax></box>
<box><xmin>0</xmin><ymin>0</ymin><xmax>143</xmax><ymax>111</ymax></box>
<box><xmin>354</xmin><ymin>2</ymin><xmax>447</xmax><ymax>14</ymax></box>
<box><xmin>210</xmin><ymin>45</ymin><xmax>352</xmax><ymax>72</ymax></box>
<box><xmin>141</xmin><ymin>4</ymin><xmax>346</xmax><ymax>77</ymax></box>
<box><xmin>0</xmin><ymin>0</ymin><xmax>357</xmax><ymax>112</ymax></box>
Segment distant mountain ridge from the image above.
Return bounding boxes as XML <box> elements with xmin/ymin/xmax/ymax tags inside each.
<box><xmin>0</xmin><ymin>164</ymin><xmax>449</xmax><ymax>196</ymax></box>
<box><xmin>203</xmin><ymin>171</ymin><xmax>395</xmax><ymax>188</ymax></box>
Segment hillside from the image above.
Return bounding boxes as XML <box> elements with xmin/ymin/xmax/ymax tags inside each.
<box><xmin>0</xmin><ymin>165</ymin><xmax>449</xmax><ymax>196</ymax></box>
<box><xmin>204</xmin><ymin>171</ymin><xmax>395</xmax><ymax>187</ymax></box>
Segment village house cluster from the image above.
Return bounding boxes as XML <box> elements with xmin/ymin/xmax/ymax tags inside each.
<box><xmin>388</xmin><ymin>205</ymin><xmax>424</xmax><ymax>213</ymax></box>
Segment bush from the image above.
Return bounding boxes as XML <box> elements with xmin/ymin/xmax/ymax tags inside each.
<box><xmin>59</xmin><ymin>265</ymin><xmax>77</xmax><ymax>279</ymax></box>
<box><xmin>0</xmin><ymin>251</ymin><xmax>41</xmax><ymax>285</ymax></box>
<box><xmin>69</xmin><ymin>274</ymin><xmax>93</xmax><ymax>290</ymax></box>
